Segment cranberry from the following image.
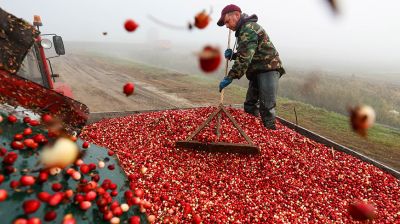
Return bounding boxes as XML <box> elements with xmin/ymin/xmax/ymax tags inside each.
<box><xmin>129</xmin><ymin>216</ymin><xmax>140</xmax><ymax>224</ymax></box>
<box><xmin>44</xmin><ymin>211</ymin><xmax>57</xmax><ymax>221</ymax></box>
<box><xmin>41</xmin><ymin>114</ymin><xmax>53</xmax><ymax>123</ymax></box>
<box><xmin>23</xmin><ymin>199</ymin><xmax>41</xmax><ymax>214</ymax></box>
<box><xmin>23</xmin><ymin>128</ymin><xmax>32</xmax><ymax>136</ymax></box>
<box><xmin>0</xmin><ymin>189</ymin><xmax>8</xmax><ymax>201</ymax></box>
<box><xmin>124</xmin><ymin>20</ymin><xmax>139</xmax><ymax>32</ymax></box>
<box><xmin>82</xmin><ymin>141</ymin><xmax>90</xmax><ymax>149</ymax></box>
<box><xmin>48</xmin><ymin>192</ymin><xmax>64</xmax><ymax>206</ymax></box>
<box><xmin>27</xmin><ymin>217</ymin><xmax>41</xmax><ymax>224</ymax></box>
<box><xmin>79</xmin><ymin>201</ymin><xmax>92</xmax><ymax>210</ymax></box>
<box><xmin>11</xmin><ymin>141</ymin><xmax>24</xmax><ymax>150</ymax></box>
<box><xmin>348</xmin><ymin>200</ymin><xmax>377</xmax><ymax>221</ymax></box>
<box><xmin>37</xmin><ymin>192</ymin><xmax>51</xmax><ymax>202</ymax></box>
<box><xmin>23</xmin><ymin>116</ymin><xmax>31</xmax><ymax>123</ymax></box>
<box><xmin>20</xmin><ymin>175</ymin><xmax>35</xmax><ymax>186</ymax></box>
<box><xmin>7</xmin><ymin>115</ymin><xmax>17</xmax><ymax>123</ymax></box>
<box><xmin>52</xmin><ymin>183</ymin><xmax>63</xmax><ymax>192</ymax></box>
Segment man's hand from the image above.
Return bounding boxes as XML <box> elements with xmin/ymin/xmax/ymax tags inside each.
<box><xmin>224</xmin><ymin>49</ymin><xmax>233</xmax><ymax>59</ymax></box>
<box><xmin>219</xmin><ymin>77</ymin><xmax>233</xmax><ymax>92</ymax></box>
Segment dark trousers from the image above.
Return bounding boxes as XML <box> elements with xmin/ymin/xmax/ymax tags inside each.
<box><xmin>244</xmin><ymin>70</ymin><xmax>280</xmax><ymax>129</ymax></box>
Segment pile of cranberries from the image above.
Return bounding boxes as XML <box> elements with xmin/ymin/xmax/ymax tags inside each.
<box><xmin>80</xmin><ymin>107</ymin><xmax>400</xmax><ymax>223</ymax></box>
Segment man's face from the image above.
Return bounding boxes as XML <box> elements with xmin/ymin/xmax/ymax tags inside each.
<box><xmin>224</xmin><ymin>12</ymin><xmax>240</xmax><ymax>31</ymax></box>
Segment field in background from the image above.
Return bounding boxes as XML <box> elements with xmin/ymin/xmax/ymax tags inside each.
<box><xmin>279</xmin><ymin>72</ymin><xmax>400</xmax><ymax>128</ymax></box>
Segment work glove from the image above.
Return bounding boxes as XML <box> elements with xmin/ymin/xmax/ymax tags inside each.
<box><xmin>224</xmin><ymin>49</ymin><xmax>237</xmax><ymax>60</ymax></box>
<box><xmin>224</xmin><ymin>49</ymin><xmax>233</xmax><ymax>59</ymax></box>
<box><xmin>219</xmin><ymin>77</ymin><xmax>233</xmax><ymax>92</ymax></box>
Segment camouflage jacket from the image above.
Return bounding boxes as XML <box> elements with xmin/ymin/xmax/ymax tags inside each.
<box><xmin>228</xmin><ymin>14</ymin><xmax>285</xmax><ymax>80</ymax></box>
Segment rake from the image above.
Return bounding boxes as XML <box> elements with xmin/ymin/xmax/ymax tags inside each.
<box><xmin>176</xmin><ymin>30</ymin><xmax>260</xmax><ymax>154</ymax></box>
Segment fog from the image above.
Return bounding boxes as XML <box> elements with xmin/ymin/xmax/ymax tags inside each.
<box><xmin>2</xmin><ymin>0</ymin><xmax>400</xmax><ymax>74</ymax></box>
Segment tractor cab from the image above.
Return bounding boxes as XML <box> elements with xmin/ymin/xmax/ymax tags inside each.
<box><xmin>16</xmin><ymin>15</ymin><xmax>73</xmax><ymax>97</ymax></box>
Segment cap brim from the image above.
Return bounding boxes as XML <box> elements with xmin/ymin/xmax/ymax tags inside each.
<box><xmin>217</xmin><ymin>16</ymin><xmax>225</xmax><ymax>26</ymax></box>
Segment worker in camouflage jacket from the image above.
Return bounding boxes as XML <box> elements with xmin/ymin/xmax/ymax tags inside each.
<box><xmin>217</xmin><ymin>4</ymin><xmax>285</xmax><ymax>130</ymax></box>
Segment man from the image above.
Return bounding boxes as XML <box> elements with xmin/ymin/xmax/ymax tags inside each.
<box><xmin>217</xmin><ymin>4</ymin><xmax>285</xmax><ymax>130</ymax></box>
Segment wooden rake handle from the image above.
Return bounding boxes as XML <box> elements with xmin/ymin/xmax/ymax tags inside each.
<box><xmin>220</xmin><ymin>29</ymin><xmax>232</xmax><ymax>104</ymax></box>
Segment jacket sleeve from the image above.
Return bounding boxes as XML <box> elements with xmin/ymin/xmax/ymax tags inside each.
<box><xmin>227</xmin><ymin>24</ymin><xmax>258</xmax><ymax>79</ymax></box>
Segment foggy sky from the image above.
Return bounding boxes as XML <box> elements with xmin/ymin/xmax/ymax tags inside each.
<box><xmin>2</xmin><ymin>0</ymin><xmax>400</xmax><ymax>73</ymax></box>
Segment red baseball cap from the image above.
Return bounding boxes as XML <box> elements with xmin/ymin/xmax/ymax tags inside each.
<box><xmin>217</xmin><ymin>4</ymin><xmax>242</xmax><ymax>27</ymax></box>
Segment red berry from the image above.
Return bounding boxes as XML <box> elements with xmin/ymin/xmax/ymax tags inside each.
<box><xmin>112</xmin><ymin>206</ymin><xmax>123</xmax><ymax>217</ymax></box>
<box><xmin>88</xmin><ymin>163</ymin><xmax>97</xmax><ymax>171</ymax></box>
<box><xmin>199</xmin><ymin>46</ymin><xmax>221</xmax><ymax>73</ymax></box>
<box><xmin>111</xmin><ymin>190</ymin><xmax>118</xmax><ymax>197</ymax></box>
<box><xmin>103</xmin><ymin>211</ymin><xmax>113</xmax><ymax>221</ymax></box>
<box><xmin>62</xmin><ymin>214</ymin><xmax>76</xmax><ymax>224</ymax></box>
<box><xmin>85</xmin><ymin>191</ymin><xmax>97</xmax><ymax>201</ymax></box>
<box><xmin>124</xmin><ymin>19</ymin><xmax>139</xmax><ymax>32</ymax></box>
<box><xmin>348</xmin><ymin>201</ymin><xmax>377</xmax><ymax>221</ymax></box>
<box><xmin>80</xmin><ymin>164</ymin><xmax>90</xmax><ymax>174</ymax></box>
<box><xmin>23</xmin><ymin>117</ymin><xmax>31</xmax><ymax>123</ymax></box>
<box><xmin>23</xmin><ymin>199</ymin><xmax>41</xmax><ymax>214</ymax></box>
<box><xmin>44</xmin><ymin>211</ymin><xmax>57</xmax><ymax>221</ymax></box>
<box><xmin>24</xmin><ymin>139</ymin><xmax>38</xmax><ymax>149</ymax></box>
<box><xmin>0</xmin><ymin>189</ymin><xmax>8</xmax><ymax>202</ymax></box>
<box><xmin>124</xmin><ymin>190</ymin><xmax>133</xmax><ymax>199</ymax></box>
<box><xmin>14</xmin><ymin>133</ymin><xmax>24</xmax><ymax>141</ymax></box>
<box><xmin>13</xmin><ymin>218</ymin><xmax>28</xmax><ymax>224</ymax></box>
<box><xmin>29</xmin><ymin>119</ymin><xmax>40</xmax><ymax>126</ymax></box>
<box><xmin>0</xmin><ymin>174</ymin><xmax>4</xmax><ymax>184</ymax></box>
<box><xmin>129</xmin><ymin>216</ymin><xmax>141</xmax><ymax>224</ymax></box>
<box><xmin>8</xmin><ymin>115</ymin><xmax>17</xmax><ymax>123</ymax></box>
<box><xmin>108</xmin><ymin>150</ymin><xmax>114</xmax><ymax>156</ymax></box>
<box><xmin>82</xmin><ymin>141</ymin><xmax>90</xmax><ymax>149</ymax></box>
<box><xmin>64</xmin><ymin>189</ymin><xmax>74</xmax><ymax>199</ymax></box>
<box><xmin>41</xmin><ymin>114</ymin><xmax>53</xmax><ymax>123</ymax></box>
<box><xmin>131</xmin><ymin>197</ymin><xmax>141</xmax><ymax>205</ymax></box>
<box><xmin>38</xmin><ymin>171</ymin><xmax>49</xmax><ymax>183</ymax></box>
<box><xmin>134</xmin><ymin>188</ymin><xmax>144</xmax><ymax>198</ymax></box>
<box><xmin>3</xmin><ymin>152</ymin><xmax>18</xmax><ymax>165</ymax></box>
<box><xmin>23</xmin><ymin>127</ymin><xmax>32</xmax><ymax>136</ymax></box>
<box><xmin>32</xmin><ymin>134</ymin><xmax>47</xmax><ymax>144</ymax></box>
<box><xmin>194</xmin><ymin>11</ymin><xmax>210</xmax><ymax>29</ymax></box>
<box><xmin>97</xmin><ymin>187</ymin><xmax>106</xmax><ymax>195</ymax></box>
<box><xmin>48</xmin><ymin>192</ymin><xmax>64</xmax><ymax>206</ymax></box>
<box><xmin>4</xmin><ymin>166</ymin><xmax>15</xmax><ymax>174</ymax></box>
<box><xmin>10</xmin><ymin>180</ymin><xmax>20</xmax><ymax>188</ymax></box>
<box><xmin>80</xmin><ymin>201</ymin><xmax>92</xmax><ymax>210</ymax></box>
<box><xmin>123</xmin><ymin>82</ymin><xmax>135</xmax><ymax>96</ymax></box>
<box><xmin>142</xmin><ymin>200</ymin><xmax>152</xmax><ymax>209</ymax></box>
<box><xmin>27</xmin><ymin>217</ymin><xmax>41</xmax><ymax>224</ymax></box>
<box><xmin>20</xmin><ymin>175</ymin><xmax>35</xmax><ymax>186</ymax></box>
<box><xmin>37</xmin><ymin>192</ymin><xmax>51</xmax><ymax>202</ymax></box>
<box><xmin>192</xmin><ymin>214</ymin><xmax>202</xmax><ymax>224</ymax></box>
<box><xmin>0</xmin><ymin>148</ymin><xmax>6</xmax><ymax>156</ymax></box>
<box><xmin>96</xmin><ymin>197</ymin><xmax>108</xmax><ymax>207</ymax></box>
<box><xmin>91</xmin><ymin>174</ymin><xmax>100</xmax><ymax>182</ymax></box>
<box><xmin>11</xmin><ymin>141</ymin><xmax>24</xmax><ymax>150</ymax></box>
<box><xmin>52</xmin><ymin>183</ymin><xmax>63</xmax><ymax>192</ymax></box>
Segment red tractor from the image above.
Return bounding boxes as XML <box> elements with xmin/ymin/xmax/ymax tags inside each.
<box><xmin>0</xmin><ymin>7</ymin><xmax>87</xmax><ymax>134</ymax></box>
<box><xmin>16</xmin><ymin>15</ymin><xmax>73</xmax><ymax>98</ymax></box>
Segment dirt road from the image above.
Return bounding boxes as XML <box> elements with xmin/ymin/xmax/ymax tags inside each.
<box><xmin>53</xmin><ymin>52</ymin><xmax>243</xmax><ymax>113</ymax></box>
